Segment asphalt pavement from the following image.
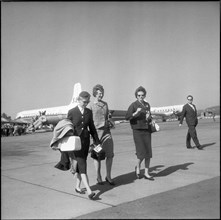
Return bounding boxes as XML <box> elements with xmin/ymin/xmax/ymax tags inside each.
<box><xmin>1</xmin><ymin>118</ymin><xmax>220</xmax><ymax>219</ymax></box>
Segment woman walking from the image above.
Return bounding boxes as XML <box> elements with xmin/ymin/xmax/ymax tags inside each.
<box><xmin>125</xmin><ymin>86</ymin><xmax>154</xmax><ymax>180</ymax></box>
<box><xmin>67</xmin><ymin>91</ymin><xmax>101</xmax><ymax>199</ymax></box>
<box><xmin>87</xmin><ymin>84</ymin><xmax>115</xmax><ymax>185</ymax></box>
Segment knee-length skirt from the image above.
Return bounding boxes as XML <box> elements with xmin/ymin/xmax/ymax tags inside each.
<box><xmin>97</xmin><ymin>128</ymin><xmax>114</xmax><ymax>158</ymax></box>
<box><xmin>133</xmin><ymin>129</ymin><xmax>152</xmax><ymax>159</ymax></box>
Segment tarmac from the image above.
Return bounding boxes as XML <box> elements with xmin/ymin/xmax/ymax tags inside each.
<box><xmin>1</xmin><ymin>118</ymin><xmax>220</xmax><ymax>219</ymax></box>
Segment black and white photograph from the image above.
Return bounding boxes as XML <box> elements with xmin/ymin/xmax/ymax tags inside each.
<box><xmin>1</xmin><ymin>1</ymin><xmax>219</xmax><ymax>219</ymax></box>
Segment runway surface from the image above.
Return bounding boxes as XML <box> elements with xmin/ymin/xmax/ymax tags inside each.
<box><xmin>1</xmin><ymin>118</ymin><xmax>220</xmax><ymax>219</ymax></box>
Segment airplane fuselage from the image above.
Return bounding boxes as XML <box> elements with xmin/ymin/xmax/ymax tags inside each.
<box><xmin>151</xmin><ymin>104</ymin><xmax>184</xmax><ymax>116</ymax></box>
<box><xmin>15</xmin><ymin>103</ymin><xmax>77</xmax><ymax>120</ymax></box>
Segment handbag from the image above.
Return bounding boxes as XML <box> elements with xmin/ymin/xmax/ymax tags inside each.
<box><xmin>90</xmin><ymin>144</ymin><xmax>106</xmax><ymax>161</ymax></box>
<box><xmin>149</xmin><ymin>121</ymin><xmax>160</xmax><ymax>133</ymax></box>
<box><xmin>58</xmin><ymin>136</ymin><xmax>82</xmax><ymax>151</ymax></box>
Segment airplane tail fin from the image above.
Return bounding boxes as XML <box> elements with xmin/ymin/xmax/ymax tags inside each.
<box><xmin>70</xmin><ymin>83</ymin><xmax>82</xmax><ymax>104</ymax></box>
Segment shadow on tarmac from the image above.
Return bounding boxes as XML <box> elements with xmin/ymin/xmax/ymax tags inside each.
<box><xmin>153</xmin><ymin>162</ymin><xmax>194</xmax><ymax>177</ymax></box>
<box><xmin>91</xmin><ymin>170</ymin><xmax>137</xmax><ymax>200</ymax></box>
<box><xmin>201</xmin><ymin>142</ymin><xmax>216</xmax><ymax>149</ymax></box>
<box><xmin>90</xmin><ymin>163</ymin><xmax>195</xmax><ymax>200</ymax></box>
<box><xmin>88</xmin><ymin>142</ymin><xmax>215</xmax><ymax>200</ymax></box>
<box><xmin>91</xmin><ymin>165</ymin><xmax>166</xmax><ymax>200</ymax></box>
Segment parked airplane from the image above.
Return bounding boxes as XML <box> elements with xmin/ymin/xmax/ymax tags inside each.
<box><xmin>15</xmin><ymin>83</ymin><xmax>82</xmax><ymax>130</ymax></box>
<box><xmin>15</xmin><ymin>83</ymin><xmax>184</xmax><ymax>130</ymax></box>
<box><xmin>15</xmin><ymin>83</ymin><xmax>129</xmax><ymax>130</ymax></box>
<box><xmin>150</xmin><ymin>104</ymin><xmax>184</xmax><ymax>121</ymax></box>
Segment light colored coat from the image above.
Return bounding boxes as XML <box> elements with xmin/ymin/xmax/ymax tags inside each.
<box><xmin>87</xmin><ymin>100</ymin><xmax>109</xmax><ymax>129</ymax></box>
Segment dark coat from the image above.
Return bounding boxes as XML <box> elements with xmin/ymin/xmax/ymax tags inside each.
<box><xmin>125</xmin><ymin>100</ymin><xmax>151</xmax><ymax>130</ymax></box>
<box><xmin>179</xmin><ymin>103</ymin><xmax>198</xmax><ymax>126</ymax></box>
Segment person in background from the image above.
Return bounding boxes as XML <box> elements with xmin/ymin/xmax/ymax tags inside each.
<box><xmin>87</xmin><ymin>84</ymin><xmax>115</xmax><ymax>185</ymax></box>
<box><xmin>13</xmin><ymin>124</ymin><xmax>19</xmax><ymax>136</ymax></box>
<box><xmin>125</xmin><ymin>86</ymin><xmax>154</xmax><ymax>181</ymax></box>
<box><xmin>67</xmin><ymin>91</ymin><xmax>100</xmax><ymax>200</ymax></box>
<box><xmin>179</xmin><ymin>95</ymin><xmax>203</xmax><ymax>150</ymax></box>
<box><xmin>212</xmin><ymin>112</ymin><xmax>216</xmax><ymax>122</ymax></box>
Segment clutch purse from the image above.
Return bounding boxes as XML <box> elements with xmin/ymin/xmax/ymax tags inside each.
<box><xmin>90</xmin><ymin>144</ymin><xmax>106</xmax><ymax>161</ymax></box>
<box><xmin>149</xmin><ymin>121</ymin><xmax>160</xmax><ymax>133</ymax></box>
<box><xmin>58</xmin><ymin>136</ymin><xmax>82</xmax><ymax>151</ymax></box>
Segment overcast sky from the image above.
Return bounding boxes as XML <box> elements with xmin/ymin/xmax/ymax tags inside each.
<box><xmin>1</xmin><ymin>2</ymin><xmax>219</xmax><ymax>118</ymax></box>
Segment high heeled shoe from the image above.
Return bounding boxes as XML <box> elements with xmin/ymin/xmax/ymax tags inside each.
<box><xmin>143</xmin><ymin>175</ymin><xmax>154</xmax><ymax>181</ymax></box>
<box><xmin>105</xmin><ymin>177</ymin><xmax>115</xmax><ymax>185</ymax></box>
<box><xmin>135</xmin><ymin>166</ymin><xmax>141</xmax><ymax>179</ymax></box>
<box><xmin>75</xmin><ymin>188</ymin><xmax>85</xmax><ymax>194</ymax></box>
<box><xmin>88</xmin><ymin>192</ymin><xmax>96</xmax><ymax>200</ymax></box>
<box><xmin>97</xmin><ymin>178</ymin><xmax>104</xmax><ymax>185</ymax></box>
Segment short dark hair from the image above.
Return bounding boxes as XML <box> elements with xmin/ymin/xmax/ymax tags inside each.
<box><xmin>135</xmin><ymin>86</ymin><xmax>147</xmax><ymax>98</ymax></box>
<box><xmin>78</xmin><ymin>91</ymin><xmax>91</xmax><ymax>99</ymax></box>
<box><xmin>187</xmin><ymin>95</ymin><xmax>193</xmax><ymax>100</ymax></box>
<box><xmin>92</xmin><ymin>84</ymin><xmax>104</xmax><ymax>97</ymax></box>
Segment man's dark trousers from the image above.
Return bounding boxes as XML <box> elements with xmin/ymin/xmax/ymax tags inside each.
<box><xmin>186</xmin><ymin>125</ymin><xmax>200</xmax><ymax>147</ymax></box>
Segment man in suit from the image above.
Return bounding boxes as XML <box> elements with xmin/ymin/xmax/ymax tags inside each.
<box><xmin>179</xmin><ymin>95</ymin><xmax>203</xmax><ymax>150</ymax></box>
